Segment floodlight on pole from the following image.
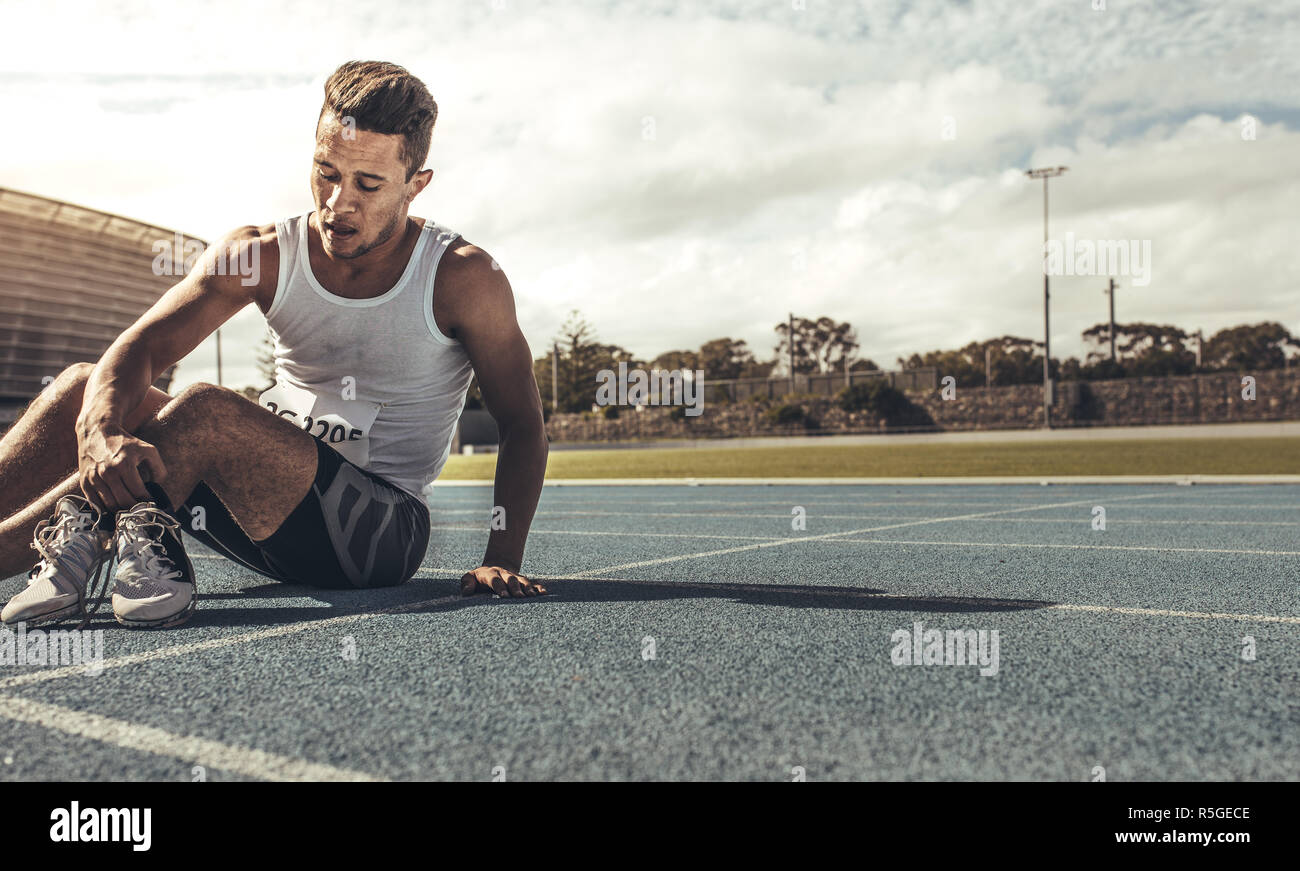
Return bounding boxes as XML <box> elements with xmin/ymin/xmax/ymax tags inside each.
<box><xmin>1025</xmin><ymin>165</ymin><xmax>1068</xmax><ymax>428</ymax></box>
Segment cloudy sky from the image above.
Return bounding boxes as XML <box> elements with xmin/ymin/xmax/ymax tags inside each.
<box><xmin>2</xmin><ymin>0</ymin><xmax>1297</xmax><ymax>390</ymax></box>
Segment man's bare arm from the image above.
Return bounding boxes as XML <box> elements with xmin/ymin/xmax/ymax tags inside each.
<box><xmin>78</xmin><ymin>227</ymin><xmax>271</xmax><ymax>433</ymax></box>
<box><xmin>75</xmin><ymin>227</ymin><xmax>275</xmax><ymax>510</ymax></box>
<box><xmin>448</xmin><ymin>249</ymin><xmax>549</xmax><ymax>596</ymax></box>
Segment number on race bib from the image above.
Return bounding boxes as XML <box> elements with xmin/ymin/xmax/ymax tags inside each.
<box><xmin>259</xmin><ymin>381</ymin><xmax>379</xmax><ymax>466</ymax></box>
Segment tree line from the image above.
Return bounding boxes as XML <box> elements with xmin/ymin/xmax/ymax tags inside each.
<box><xmin>899</xmin><ymin>321</ymin><xmax>1298</xmax><ymax>388</ymax></box>
<box><xmin>244</xmin><ymin>312</ymin><xmax>1296</xmax><ymax>414</ymax></box>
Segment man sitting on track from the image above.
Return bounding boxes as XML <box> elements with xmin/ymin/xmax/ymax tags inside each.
<box><xmin>0</xmin><ymin>60</ymin><xmax>549</xmax><ymax>629</ymax></box>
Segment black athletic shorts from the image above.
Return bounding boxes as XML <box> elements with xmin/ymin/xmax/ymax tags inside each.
<box><xmin>159</xmin><ymin>438</ymin><xmax>430</xmax><ymax>590</ymax></box>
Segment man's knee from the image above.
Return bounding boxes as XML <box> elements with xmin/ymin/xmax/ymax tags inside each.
<box><xmin>59</xmin><ymin>361</ymin><xmax>96</xmax><ymax>385</ymax></box>
<box><xmin>134</xmin><ymin>383</ymin><xmax>240</xmax><ymax>447</ymax></box>
<box><xmin>17</xmin><ymin>362</ymin><xmax>96</xmax><ymax>425</ymax></box>
<box><xmin>174</xmin><ymin>381</ymin><xmax>242</xmax><ymax>405</ymax></box>
<box><xmin>161</xmin><ymin>382</ymin><xmax>250</xmax><ymax>421</ymax></box>
<box><xmin>42</xmin><ymin>363</ymin><xmax>169</xmax><ymax>431</ymax></box>
<box><xmin>42</xmin><ymin>362</ymin><xmax>94</xmax><ymax>402</ymax></box>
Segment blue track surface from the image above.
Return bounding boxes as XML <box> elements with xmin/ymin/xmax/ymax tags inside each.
<box><xmin>2</xmin><ymin>483</ymin><xmax>1297</xmax><ymax>781</ymax></box>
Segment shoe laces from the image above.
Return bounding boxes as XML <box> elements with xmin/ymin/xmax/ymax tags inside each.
<box><xmin>114</xmin><ymin>502</ymin><xmax>184</xmax><ymax>587</ymax></box>
<box><xmin>29</xmin><ymin>500</ymin><xmax>97</xmax><ymax>575</ymax></box>
<box><xmin>26</xmin><ymin>494</ymin><xmax>114</xmax><ymax>629</ymax></box>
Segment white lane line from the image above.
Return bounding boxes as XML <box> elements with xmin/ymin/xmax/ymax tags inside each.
<box><xmin>521</xmin><ymin>493</ymin><xmax>1298</xmax><ymax>509</ymax></box>
<box><xmin>518</xmin><ymin>486</ymin><xmax>1280</xmax><ymax>507</ymax></box>
<box><xmin>1046</xmin><ymin>603</ymin><xmax>1300</xmax><ymax>624</ymax></box>
<box><xmin>426</xmin><ymin>524</ymin><xmax>1299</xmax><ymax>555</ymax></box>
<box><xmin>821</xmin><ymin>537</ymin><xmax>1300</xmax><ymax>557</ymax></box>
<box><xmin>437</xmin><ymin>476</ymin><xmax>1300</xmax><ymax>486</ymax></box>
<box><xmin>0</xmin><ymin>694</ymin><xmax>386</xmax><ymax>782</ymax></box>
<box><xmin>439</xmin><ymin>507</ymin><xmax>1028</xmax><ymax>518</ymax></box>
<box><xmin>525</xmin><ymin>575</ymin><xmax>1300</xmax><ymax>625</ymax></box>
<box><xmin>0</xmin><ymin>593</ymin><xmax>475</xmax><ymax>782</ymax></box>
<box><xmin>433</xmin><ymin>526</ymin><xmax>788</xmax><ymax>542</ymax></box>
<box><xmin>0</xmin><ymin>593</ymin><xmax>468</xmax><ymax>691</ymax></box>
<box><xmin>967</xmin><ymin>517</ymin><xmax>1300</xmax><ymax>527</ymax></box>
<box><xmin>433</xmin><ymin>503</ymin><xmax>1300</xmax><ymax>518</ymax></box>
<box><xmin>439</xmin><ymin>485</ymin><xmax>1283</xmax><ymax>509</ymax></box>
<box><xmin>433</xmin><ymin>515</ymin><xmax>1300</xmax><ymax>532</ymax></box>
<box><xmin>562</xmin><ymin>492</ymin><xmax>1165</xmax><ymax>578</ymax></box>
<box><xmin>522</xmin><ymin>502</ymin><xmax>1300</xmax><ymax>512</ymax></box>
<box><xmin>426</xmin><ymin>525</ymin><xmax>1300</xmax><ymax>553</ymax></box>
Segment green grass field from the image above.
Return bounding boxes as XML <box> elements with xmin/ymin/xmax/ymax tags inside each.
<box><xmin>439</xmin><ymin>436</ymin><xmax>1300</xmax><ymax>479</ymax></box>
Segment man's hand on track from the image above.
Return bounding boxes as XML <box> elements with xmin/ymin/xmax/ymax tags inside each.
<box><xmin>460</xmin><ymin>566</ymin><xmax>547</xmax><ymax>598</ymax></box>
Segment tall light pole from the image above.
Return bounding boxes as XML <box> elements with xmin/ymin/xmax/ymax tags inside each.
<box><xmin>788</xmin><ymin>311</ymin><xmax>796</xmax><ymax>396</ymax></box>
<box><xmin>551</xmin><ymin>342</ymin><xmax>559</xmax><ymax>411</ymax></box>
<box><xmin>1026</xmin><ymin>166</ymin><xmax>1068</xmax><ymax>428</ymax></box>
<box><xmin>1104</xmin><ymin>278</ymin><xmax>1117</xmax><ymax>361</ymax></box>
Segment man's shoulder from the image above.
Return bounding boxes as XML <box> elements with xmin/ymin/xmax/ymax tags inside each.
<box><xmin>432</xmin><ymin>234</ymin><xmax>513</xmax><ymax>336</ymax></box>
<box><xmin>202</xmin><ymin>222</ymin><xmax>282</xmax><ymax>310</ymax></box>
<box><xmin>438</xmin><ymin>234</ymin><xmax>496</xmax><ymax>278</ymax></box>
<box><xmin>211</xmin><ymin>221</ymin><xmax>280</xmax><ymax>255</ymax></box>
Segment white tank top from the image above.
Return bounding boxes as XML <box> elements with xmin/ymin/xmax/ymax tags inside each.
<box><xmin>262</xmin><ymin>211</ymin><xmax>473</xmax><ymax>500</ymax></box>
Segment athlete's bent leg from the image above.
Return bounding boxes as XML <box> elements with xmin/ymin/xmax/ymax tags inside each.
<box><xmin>0</xmin><ymin>362</ymin><xmax>172</xmax><ymax>579</ymax></box>
<box><xmin>85</xmin><ymin>384</ymin><xmax>318</xmax><ymax>628</ymax></box>
<box><xmin>132</xmin><ymin>383</ymin><xmax>318</xmax><ymax>542</ymax></box>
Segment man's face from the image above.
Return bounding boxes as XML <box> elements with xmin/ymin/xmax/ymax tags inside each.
<box><xmin>311</xmin><ymin>110</ymin><xmax>431</xmax><ymax>260</ymax></box>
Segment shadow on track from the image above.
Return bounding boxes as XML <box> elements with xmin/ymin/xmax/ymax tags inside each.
<box><xmin>58</xmin><ymin>573</ymin><xmax>1056</xmax><ymax>630</ymax></box>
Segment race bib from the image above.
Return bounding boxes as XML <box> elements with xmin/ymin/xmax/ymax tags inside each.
<box><xmin>258</xmin><ymin>380</ymin><xmax>382</xmax><ymax>467</ymax></box>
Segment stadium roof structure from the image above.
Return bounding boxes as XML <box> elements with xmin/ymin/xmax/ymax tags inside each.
<box><xmin>0</xmin><ymin>187</ymin><xmax>193</xmax><ymax>247</ymax></box>
<box><xmin>0</xmin><ymin>187</ymin><xmax>203</xmax><ymax>412</ymax></box>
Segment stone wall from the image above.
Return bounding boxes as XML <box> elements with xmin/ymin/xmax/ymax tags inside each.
<box><xmin>536</xmin><ymin>369</ymin><xmax>1300</xmax><ymax>443</ymax></box>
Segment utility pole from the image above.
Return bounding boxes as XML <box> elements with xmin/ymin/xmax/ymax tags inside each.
<box><xmin>1026</xmin><ymin>166</ymin><xmax>1068</xmax><ymax>428</ymax></box>
<box><xmin>1104</xmin><ymin>278</ymin><xmax>1117</xmax><ymax>361</ymax></box>
<box><xmin>551</xmin><ymin>342</ymin><xmax>559</xmax><ymax>411</ymax></box>
<box><xmin>788</xmin><ymin>311</ymin><xmax>795</xmax><ymax>396</ymax></box>
<box><xmin>1194</xmin><ymin>329</ymin><xmax>1203</xmax><ymax>369</ymax></box>
<box><xmin>985</xmin><ymin>345</ymin><xmax>992</xmax><ymax>387</ymax></box>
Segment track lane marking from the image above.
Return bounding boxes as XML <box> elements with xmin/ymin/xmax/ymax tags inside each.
<box><xmin>0</xmin><ymin>593</ymin><xmax>469</xmax><ymax>690</ymax></box>
<box><xmin>430</xmin><ymin>516</ymin><xmax>1300</xmax><ymax>532</ymax></box>
<box><xmin>438</xmin><ymin>503</ymin><xmax>1300</xmax><ymax>514</ymax></box>
<box><xmin>516</xmin><ymin>575</ymin><xmax>1300</xmax><ymax>625</ymax></box>
<box><xmin>0</xmin><ymin>694</ymin><xmax>387</xmax><ymax>782</ymax></box>
<box><xmin>2</xmin><ymin>484</ymin><xmax>1283</xmax><ymax>781</ymax></box>
<box><xmin>823</xmin><ymin>537</ymin><xmax>1300</xmax><ymax>557</ymax></box>
<box><xmin>561</xmin><ymin>493</ymin><xmax>1166</xmax><ymax>578</ymax></box>
<box><xmin>425</xmin><ymin>524</ymin><xmax>1300</xmax><ymax>556</ymax></box>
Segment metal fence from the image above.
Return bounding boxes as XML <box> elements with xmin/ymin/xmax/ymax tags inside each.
<box><xmin>703</xmin><ymin>368</ymin><xmax>938</xmax><ymax>403</ymax></box>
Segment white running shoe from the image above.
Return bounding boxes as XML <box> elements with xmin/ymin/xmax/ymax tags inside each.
<box><xmin>111</xmin><ymin>502</ymin><xmax>197</xmax><ymax>629</ymax></box>
<box><xmin>1</xmin><ymin>494</ymin><xmax>114</xmax><ymax>627</ymax></box>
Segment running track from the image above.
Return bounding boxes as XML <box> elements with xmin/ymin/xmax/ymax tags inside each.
<box><xmin>1</xmin><ymin>483</ymin><xmax>1297</xmax><ymax>781</ymax></box>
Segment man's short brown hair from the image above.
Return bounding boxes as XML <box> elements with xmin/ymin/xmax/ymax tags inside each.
<box><xmin>319</xmin><ymin>61</ymin><xmax>437</xmax><ymax>181</ymax></box>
